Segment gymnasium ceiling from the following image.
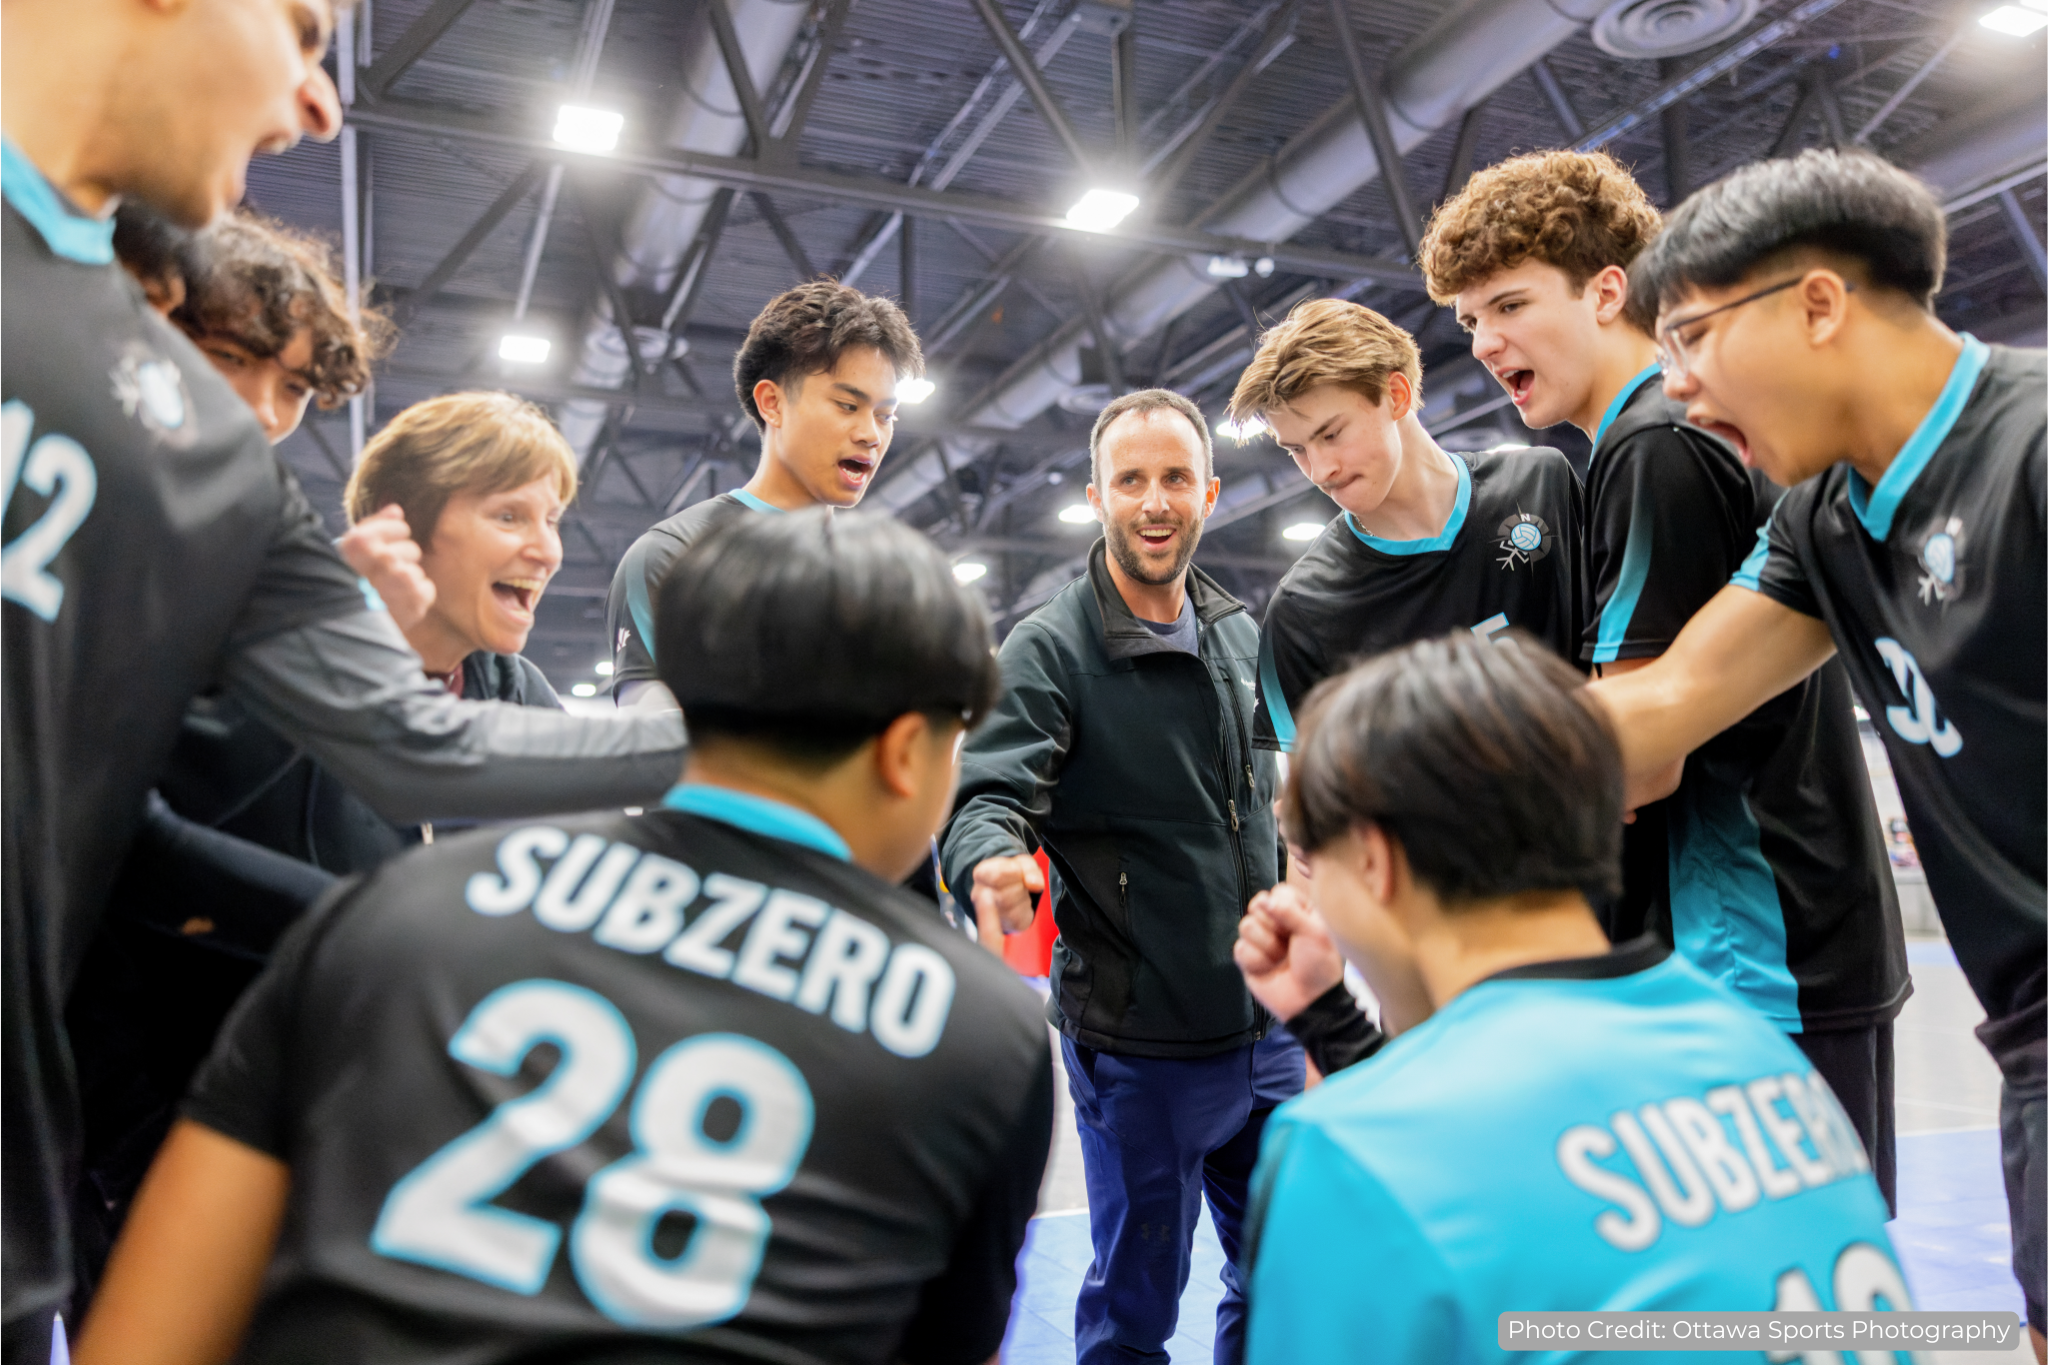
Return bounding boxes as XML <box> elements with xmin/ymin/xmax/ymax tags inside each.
<box><xmin>252</xmin><ymin>0</ymin><xmax>2048</xmax><ymax>690</ymax></box>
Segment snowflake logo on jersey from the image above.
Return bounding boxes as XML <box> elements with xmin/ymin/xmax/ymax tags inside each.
<box><xmin>108</xmin><ymin>346</ymin><xmax>196</xmax><ymax>449</ymax></box>
<box><xmin>1494</xmin><ymin>510</ymin><xmax>1552</xmax><ymax>570</ymax></box>
<box><xmin>1915</xmin><ymin>516</ymin><xmax>1965</xmax><ymax>607</ymax></box>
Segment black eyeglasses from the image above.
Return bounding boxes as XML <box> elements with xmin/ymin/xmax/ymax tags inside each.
<box><xmin>1655</xmin><ymin>276</ymin><xmax>1851</xmax><ymax>379</ymax></box>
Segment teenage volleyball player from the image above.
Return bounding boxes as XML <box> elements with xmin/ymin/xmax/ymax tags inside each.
<box><xmin>76</xmin><ymin>511</ymin><xmax>1051</xmax><ymax>1365</ymax></box>
<box><xmin>1226</xmin><ymin>298</ymin><xmax>1586</xmax><ymax>762</ymax></box>
<box><xmin>1590</xmin><ymin>147</ymin><xmax>2045</xmax><ymax>1351</ymax></box>
<box><xmin>1420</xmin><ymin>150</ymin><xmax>1908</xmax><ymax>1207</ymax></box>
<box><xmin>605</xmin><ymin>281</ymin><xmax>922</xmax><ymax>708</ymax></box>
<box><xmin>3</xmin><ymin>1</ymin><xmax>684</xmax><ymax>1353</ymax></box>
<box><xmin>1242</xmin><ymin>634</ymin><xmax>1915</xmax><ymax>1364</ymax></box>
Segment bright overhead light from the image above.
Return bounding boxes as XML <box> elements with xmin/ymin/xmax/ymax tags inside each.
<box><xmin>571</xmin><ymin>682</ymin><xmax>599</xmax><ymax>697</ymax></box>
<box><xmin>499</xmin><ymin>333</ymin><xmax>551</xmax><ymax>363</ymax></box>
<box><xmin>1206</xmin><ymin>255</ymin><xmax>1249</xmax><ymax>279</ymax></box>
<box><xmin>898</xmin><ymin>376</ymin><xmax>936</xmax><ymax>404</ymax></box>
<box><xmin>1066</xmin><ymin>188</ymin><xmax>1141</xmax><ymax>232</ymax></box>
<box><xmin>1058</xmin><ymin>502</ymin><xmax>1097</xmax><ymax>524</ymax></box>
<box><xmin>1217</xmin><ymin>416</ymin><xmax>1268</xmax><ymax>443</ymax></box>
<box><xmin>953</xmin><ymin>560</ymin><xmax>988</xmax><ymax>584</ymax></box>
<box><xmin>595</xmin><ymin>660</ymin><xmax>615</xmax><ymax>676</ymax></box>
<box><xmin>1282</xmin><ymin>521</ymin><xmax>1324</xmax><ymax>542</ymax></box>
<box><xmin>554</xmin><ymin>104</ymin><xmax>624</xmax><ymax>153</ymax></box>
<box><xmin>1982</xmin><ymin>5</ymin><xmax>2048</xmax><ymax>33</ymax></box>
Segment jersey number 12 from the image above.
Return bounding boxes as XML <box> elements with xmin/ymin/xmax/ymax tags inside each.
<box><xmin>1</xmin><ymin>402</ymin><xmax>98</xmax><ymax>623</ymax></box>
<box><xmin>371</xmin><ymin>978</ymin><xmax>816</xmax><ymax>1329</ymax></box>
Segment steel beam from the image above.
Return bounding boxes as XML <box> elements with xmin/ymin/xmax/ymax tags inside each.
<box><xmin>1530</xmin><ymin>57</ymin><xmax>1585</xmax><ymax>141</ymax></box>
<box><xmin>346</xmin><ymin>100</ymin><xmax>1425</xmax><ymax>287</ymax></box>
<box><xmin>1998</xmin><ymin>189</ymin><xmax>2048</xmax><ymax>291</ymax></box>
<box><xmin>395</xmin><ymin>161</ymin><xmax>546</xmax><ymax>324</ymax></box>
<box><xmin>1441</xmin><ymin>102</ymin><xmax>1485</xmax><ymax>203</ymax></box>
<box><xmin>771</xmin><ymin>0</ymin><xmax>854</xmax><ymax>156</ymax></box>
<box><xmin>358</xmin><ymin>0</ymin><xmax>480</xmax><ymax>102</ymax></box>
<box><xmin>966</xmin><ymin>0</ymin><xmax>1095</xmax><ymax>172</ymax></box>
<box><xmin>705</xmin><ymin>0</ymin><xmax>775</xmax><ymax>157</ymax></box>
<box><xmin>1148</xmin><ymin>3</ymin><xmax>1296</xmax><ymax>197</ymax></box>
<box><xmin>751</xmin><ymin>191</ymin><xmax>818</xmax><ymax>280</ymax></box>
<box><xmin>1329</xmin><ymin>0</ymin><xmax>1423</xmax><ymax>258</ymax></box>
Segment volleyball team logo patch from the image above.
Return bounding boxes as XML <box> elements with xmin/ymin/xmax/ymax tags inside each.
<box><xmin>1494</xmin><ymin>510</ymin><xmax>1552</xmax><ymax>571</ymax></box>
<box><xmin>1915</xmin><ymin>515</ymin><xmax>1965</xmax><ymax>607</ymax></box>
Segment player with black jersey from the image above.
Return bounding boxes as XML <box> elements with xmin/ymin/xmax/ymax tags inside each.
<box><xmin>2</xmin><ymin>7</ymin><xmax>685</xmax><ymax>1353</ymax></box>
<box><xmin>1225</xmin><ymin>298</ymin><xmax>1586</xmax><ymax>756</ymax></box>
<box><xmin>77</xmin><ymin>511</ymin><xmax>1051</xmax><ymax>1365</ymax></box>
<box><xmin>1422</xmin><ymin>150</ymin><xmax>1908</xmax><ymax>1206</ymax></box>
<box><xmin>1590</xmin><ymin>150</ymin><xmax>2046</xmax><ymax>1347</ymax></box>
<box><xmin>607</xmin><ymin>281</ymin><xmax>922</xmax><ymax>708</ymax></box>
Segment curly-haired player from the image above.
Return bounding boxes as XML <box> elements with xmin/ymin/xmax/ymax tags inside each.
<box><xmin>1419</xmin><ymin>151</ymin><xmax>1908</xmax><ymax>1209</ymax></box>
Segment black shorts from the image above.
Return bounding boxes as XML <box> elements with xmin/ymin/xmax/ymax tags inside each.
<box><xmin>1793</xmin><ymin>1021</ymin><xmax>1897</xmax><ymax>1215</ymax></box>
<box><xmin>1979</xmin><ymin>993</ymin><xmax>2046</xmax><ymax>1332</ymax></box>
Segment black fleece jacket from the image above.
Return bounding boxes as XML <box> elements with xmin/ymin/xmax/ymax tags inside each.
<box><xmin>941</xmin><ymin>541</ymin><xmax>1280</xmax><ymax>1058</ymax></box>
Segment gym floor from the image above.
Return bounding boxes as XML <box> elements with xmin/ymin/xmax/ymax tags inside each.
<box><xmin>1001</xmin><ymin>934</ymin><xmax>2029</xmax><ymax>1363</ymax></box>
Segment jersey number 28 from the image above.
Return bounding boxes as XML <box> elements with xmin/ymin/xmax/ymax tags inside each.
<box><xmin>371</xmin><ymin>978</ymin><xmax>816</xmax><ymax>1329</ymax></box>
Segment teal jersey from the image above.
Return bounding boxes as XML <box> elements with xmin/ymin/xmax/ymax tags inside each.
<box><xmin>1243</xmin><ymin>940</ymin><xmax>1914</xmax><ymax>1364</ymax></box>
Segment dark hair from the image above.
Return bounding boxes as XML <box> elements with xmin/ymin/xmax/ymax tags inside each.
<box><xmin>1283</xmin><ymin>632</ymin><xmax>1623</xmax><ymax>904</ymax></box>
<box><xmin>655</xmin><ymin>509</ymin><xmax>1000</xmax><ymax>765</ymax></box>
<box><xmin>1089</xmin><ymin>387</ymin><xmax>1213</xmax><ymax>486</ymax></box>
<box><xmin>113</xmin><ymin>203</ymin><xmax>394</xmax><ymax>407</ymax></box>
<box><xmin>732</xmin><ymin>280</ymin><xmax>925</xmax><ymax>429</ymax></box>
<box><xmin>1631</xmin><ymin>148</ymin><xmax>1948</xmax><ymax>318</ymax></box>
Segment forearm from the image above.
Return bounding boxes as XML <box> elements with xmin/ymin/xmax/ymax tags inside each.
<box><xmin>1287</xmin><ymin>984</ymin><xmax>1386</xmax><ymax>1077</ymax></box>
<box><xmin>938</xmin><ymin>804</ymin><xmax>1033</xmax><ymax>900</ymax></box>
<box><xmin>1587</xmin><ymin>586</ymin><xmax>1834</xmax><ymax>782</ymax></box>
<box><xmin>223</xmin><ymin>611</ymin><xmax>686</xmax><ymax>825</ymax></box>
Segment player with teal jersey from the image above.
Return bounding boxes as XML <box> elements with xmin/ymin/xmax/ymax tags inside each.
<box><xmin>1239</xmin><ymin>633</ymin><xmax>1914</xmax><ymax>1365</ymax></box>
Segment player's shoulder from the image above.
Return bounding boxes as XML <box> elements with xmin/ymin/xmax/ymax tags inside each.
<box><xmin>1270</xmin><ymin>515</ymin><xmax>1362</xmax><ymax>603</ymax></box>
<box><xmin>1968</xmin><ymin>344</ymin><xmax>2047</xmax><ymax>456</ymax></box>
<box><xmin>1462</xmin><ymin>445</ymin><xmax>1581</xmax><ymax>506</ymax></box>
<box><xmin>622</xmin><ymin>495</ymin><xmax>746</xmax><ymax>573</ymax></box>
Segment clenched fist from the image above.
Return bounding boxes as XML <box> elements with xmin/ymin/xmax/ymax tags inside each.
<box><xmin>970</xmin><ymin>854</ymin><xmax>1045</xmax><ymax>936</ymax></box>
<box><xmin>338</xmin><ymin>504</ymin><xmax>436</xmax><ymax>630</ymax></box>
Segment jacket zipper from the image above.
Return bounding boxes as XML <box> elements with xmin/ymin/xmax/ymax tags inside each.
<box><xmin>1118</xmin><ymin>871</ymin><xmax>1129</xmax><ymax>917</ymax></box>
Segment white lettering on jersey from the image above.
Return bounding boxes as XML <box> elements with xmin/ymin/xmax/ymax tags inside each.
<box><xmin>1874</xmin><ymin>637</ymin><xmax>1962</xmax><ymax>757</ymax></box>
<box><xmin>1555</xmin><ymin>1069</ymin><xmax>1870</xmax><ymax>1252</ymax></box>
<box><xmin>464</xmin><ymin>827</ymin><xmax>958</xmax><ymax>1057</ymax></box>
<box><xmin>1</xmin><ymin>401</ymin><xmax>99</xmax><ymax>623</ymax></box>
<box><xmin>1472</xmin><ymin>612</ymin><xmax>1510</xmax><ymax>641</ymax></box>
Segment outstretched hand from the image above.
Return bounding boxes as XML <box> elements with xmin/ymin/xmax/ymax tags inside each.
<box><xmin>338</xmin><ymin>504</ymin><xmax>435</xmax><ymax>631</ymax></box>
<box><xmin>1234</xmin><ymin>882</ymin><xmax>1345</xmax><ymax>1024</ymax></box>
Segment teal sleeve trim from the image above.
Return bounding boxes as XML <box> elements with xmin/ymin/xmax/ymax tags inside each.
<box><xmin>729</xmin><ymin>488</ymin><xmax>785</xmax><ymax>514</ymax></box>
<box><xmin>1847</xmin><ymin>334</ymin><xmax>1987</xmax><ymax>542</ymax></box>
<box><xmin>621</xmin><ymin>539</ymin><xmax>660</xmax><ymax>669</ymax></box>
<box><xmin>660</xmin><ymin>783</ymin><xmax>852</xmax><ymax>862</ymax></box>
<box><xmin>1258</xmin><ymin>633</ymin><xmax>1297</xmax><ymax>753</ymax></box>
<box><xmin>1592</xmin><ymin>364</ymin><xmax>1662</xmax><ymax>450</ymax></box>
<box><xmin>1</xmin><ymin>138</ymin><xmax>114</xmax><ymax>265</ymax></box>
<box><xmin>1345</xmin><ymin>454</ymin><xmax>1471</xmax><ymax>556</ymax></box>
<box><xmin>1730</xmin><ymin>515</ymin><xmax>1774</xmax><ymax>593</ymax></box>
<box><xmin>1590</xmin><ymin>486</ymin><xmax>1654</xmax><ymax>665</ymax></box>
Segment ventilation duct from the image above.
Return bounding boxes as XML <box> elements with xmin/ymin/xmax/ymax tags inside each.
<box><xmin>1591</xmin><ymin>0</ymin><xmax>1759</xmax><ymax>60</ymax></box>
<box><xmin>875</xmin><ymin>0</ymin><xmax>1610</xmax><ymax>516</ymax></box>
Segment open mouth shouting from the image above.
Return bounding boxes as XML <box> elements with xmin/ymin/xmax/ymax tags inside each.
<box><xmin>491</xmin><ymin>576</ymin><xmax>546</xmax><ymax>620</ymax></box>
<box><xmin>1690</xmin><ymin>414</ymin><xmax>1753</xmax><ymax>467</ymax></box>
<box><xmin>836</xmin><ymin>453</ymin><xmax>877</xmax><ymax>493</ymax></box>
<box><xmin>1496</xmin><ymin>367</ymin><xmax>1536</xmax><ymax>407</ymax></box>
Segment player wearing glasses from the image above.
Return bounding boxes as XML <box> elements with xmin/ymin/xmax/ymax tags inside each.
<box><xmin>1589</xmin><ymin>148</ymin><xmax>2045</xmax><ymax>1353</ymax></box>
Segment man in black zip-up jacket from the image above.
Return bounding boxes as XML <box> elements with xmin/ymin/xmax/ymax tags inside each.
<box><xmin>941</xmin><ymin>390</ymin><xmax>1300</xmax><ymax>1365</ymax></box>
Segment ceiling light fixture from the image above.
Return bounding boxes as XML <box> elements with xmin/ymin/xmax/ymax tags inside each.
<box><xmin>554</xmin><ymin>105</ymin><xmax>624</xmax><ymax>153</ymax></box>
<box><xmin>499</xmin><ymin>334</ymin><xmax>551</xmax><ymax>363</ymax></box>
<box><xmin>595</xmin><ymin>661</ymin><xmax>615</xmax><ymax>677</ymax></box>
<box><xmin>898</xmin><ymin>377</ymin><xmax>937</xmax><ymax>404</ymax></box>
<box><xmin>1058</xmin><ymin>503</ymin><xmax>1097</xmax><ymax>524</ymax></box>
<box><xmin>1206</xmin><ymin>255</ymin><xmax>1250</xmax><ymax>278</ymax></box>
<box><xmin>570</xmin><ymin>682</ymin><xmax>599</xmax><ymax>697</ymax></box>
<box><xmin>1065</xmin><ymin>188</ymin><xmax>1141</xmax><ymax>233</ymax></box>
<box><xmin>1217</xmin><ymin>416</ymin><xmax>1268</xmax><ymax>443</ymax></box>
<box><xmin>1982</xmin><ymin>4</ymin><xmax>2048</xmax><ymax>34</ymax></box>
<box><xmin>953</xmin><ymin>560</ymin><xmax>988</xmax><ymax>584</ymax></box>
<box><xmin>1282</xmin><ymin>521</ymin><xmax>1324</xmax><ymax>542</ymax></box>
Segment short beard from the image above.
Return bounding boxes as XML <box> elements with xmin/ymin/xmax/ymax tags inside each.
<box><xmin>1105</xmin><ymin>514</ymin><xmax>1201</xmax><ymax>587</ymax></box>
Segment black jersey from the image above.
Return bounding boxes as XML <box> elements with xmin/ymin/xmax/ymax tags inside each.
<box><xmin>1</xmin><ymin>146</ymin><xmax>364</xmax><ymax>1323</ymax></box>
<box><xmin>184</xmin><ymin>786</ymin><xmax>1053</xmax><ymax>1364</ymax></box>
<box><xmin>1253</xmin><ymin>447</ymin><xmax>1587</xmax><ymax>751</ymax></box>
<box><xmin>1738</xmin><ymin>337</ymin><xmax>2045</xmax><ymax>1036</ymax></box>
<box><xmin>1585</xmin><ymin>370</ymin><xmax>1906</xmax><ymax>1033</ymax></box>
<box><xmin>607</xmin><ymin>492</ymin><xmax>778</xmax><ymax>694</ymax></box>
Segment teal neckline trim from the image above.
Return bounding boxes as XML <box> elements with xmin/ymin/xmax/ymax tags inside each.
<box><xmin>661</xmin><ymin>783</ymin><xmax>851</xmax><ymax>861</ymax></box>
<box><xmin>1593</xmin><ymin>364</ymin><xmax>1662</xmax><ymax>450</ymax></box>
<box><xmin>730</xmin><ymin>489</ymin><xmax>785</xmax><ymax>514</ymax></box>
<box><xmin>1345</xmin><ymin>453</ymin><xmax>1470</xmax><ymax>556</ymax></box>
<box><xmin>1846</xmin><ymin>334</ymin><xmax>1987</xmax><ymax>542</ymax></box>
<box><xmin>1</xmin><ymin>138</ymin><xmax>113</xmax><ymax>265</ymax></box>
